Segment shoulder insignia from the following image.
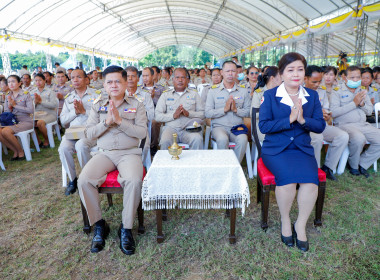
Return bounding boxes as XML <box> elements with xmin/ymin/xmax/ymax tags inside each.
<box><xmin>333</xmin><ymin>87</ymin><xmax>340</xmax><ymax>91</ymax></box>
<box><xmin>360</xmin><ymin>86</ymin><xmax>366</xmax><ymax>90</ymax></box>
<box><xmin>255</xmin><ymin>88</ymin><xmax>262</xmax><ymax>93</ymax></box>
<box><xmin>70</xmin><ymin>84</ymin><xmax>73</xmax><ymax>87</ymax></box>
<box><xmin>211</xmin><ymin>84</ymin><xmax>218</xmax><ymax>89</ymax></box>
<box><xmin>95</xmin><ymin>90</ymin><xmax>101</xmax><ymax>94</ymax></box>
<box><xmin>320</xmin><ymin>85</ymin><xmax>326</xmax><ymax>90</ymax></box>
<box><xmin>239</xmin><ymin>84</ymin><xmax>246</xmax><ymax>88</ymax></box>
<box><xmin>24</xmin><ymin>91</ymin><xmax>28</xmax><ymax>94</ymax></box>
<box><xmin>94</xmin><ymin>94</ymin><xmax>101</xmax><ymax>104</ymax></box>
<box><xmin>64</xmin><ymin>93</ymin><xmax>70</xmax><ymax>99</ymax></box>
<box><xmin>372</xmin><ymin>87</ymin><xmax>377</xmax><ymax>92</ymax></box>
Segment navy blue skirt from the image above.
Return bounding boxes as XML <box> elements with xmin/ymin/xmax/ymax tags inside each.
<box><xmin>262</xmin><ymin>142</ymin><xmax>319</xmax><ymax>186</ymax></box>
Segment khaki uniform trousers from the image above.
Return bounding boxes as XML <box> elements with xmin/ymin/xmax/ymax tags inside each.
<box><xmin>338</xmin><ymin>123</ymin><xmax>380</xmax><ymax>169</ymax></box>
<box><xmin>78</xmin><ymin>151</ymin><xmax>143</xmax><ymax>229</ymax></box>
<box><xmin>58</xmin><ymin>136</ymin><xmax>96</xmax><ymax>182</ymax></box>
<box><xmin>160</xmin><ymin>126</ymin><xmax>203</xmax><ymax>150</ymax></box>
<box><xmin>311</xmin><ymin>126</ymin><xmax>350</xmax><ymax>169</ymax></box>
<box><xmin>212</xmin><ymin>126</ymin><xmax>248</xmax><ymax>163</ymax></box>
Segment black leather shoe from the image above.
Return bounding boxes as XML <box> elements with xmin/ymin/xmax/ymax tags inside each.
<box><xmin>321</xmin><ymin>165</ymin><xmax>337</xmax><ymax>181</ymax></box>
<box><xmin>347</xmin><ymin>163</ymin><xmax>360</xmax><ymax>176</ymax></box>
<box><xmin>292</xmin><ymin>224</ymin><xmax>309</xmax><ymax>252</ymax></box>
<box><xmin>119</xmin><ymin>223</ymin><xmax>136</xmax><ymax>255</ymax></box>
<box><xmin>91</xmin><ymin>220</ymin><xmax>110</xmax><ymax>253</ymax></box>
<box><xmin>65</xmin><ymin>178</ymin><xmax>78</xmax><ymax>196</ymax></box>
<box><xmin>281</xmin><ymin>234</ymin><xmax>294</xmax><ymax>247</ymax></box>
<box><xmin>17</xmin><ymin>156</ymin><xmax>26</xmax><ymax>161</ymax></box>
<box><xmin>359</xmin><ymin>165</ymin><xmax>370</xmax><ymax>178</ymax></box>
<box><xmin>11</xmin><ymin>156</ymin><xmax>19</xmax><ymax>161</ymax></box>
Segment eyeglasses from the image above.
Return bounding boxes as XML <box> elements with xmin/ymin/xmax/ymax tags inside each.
<box><xmin>250</xmin><ymin>72</ymin><xmax>259</xmax><ymax>75</ymax></box>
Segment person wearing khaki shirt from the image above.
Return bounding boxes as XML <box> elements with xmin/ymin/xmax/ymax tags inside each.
<box><xmin>78</xmin><ymin>66</ymin><xmax>147</xmax><ymax>256</ymax></box>
<box><xmin>194</xmin><ymin>68</ymin><xmax>212</xmax><ymax>86</ymax></box>
<box><xmin>205</xmin><ymin>61</ymin><xmax>250</xmax><ymax>163</ymax></box>
<box><xmin>89</xmin><ymin>70</ymin><xmax>103</xmax><ymax>90</ymax></box>
<box><xmin>53</xmin><ymin>71</ymin><xmax>71</xmax><ymax>115</ymax></box>
<box><xmin>58</xmin><ymin>69</ymin><xmax>97</xmax><ymax>195</ymax></box>
<box><xmin>155</xmin><ymin>68</ymin><xmax>204</xmax><ymax>150</ymax></box>
<box><xmin>330</xmin><ymin>66</ymin><xmax>380</xmax><ymax>177</ymax></box>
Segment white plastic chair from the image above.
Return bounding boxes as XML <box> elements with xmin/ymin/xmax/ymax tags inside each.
<box><xmin>374</xmin><ymin>102</ymin><xmax>380</xmax><ymax>129</ymax></box>
<box><xmin>46</xmin><ymin>99</ymin><xmax>62</xmax><ymax>148</ymax></box>
<box><xmin>0</xmin><ymin>142</ymin><xmax>5</xmax><ymax>171</ymax></box>
<box><xmin>197</xmin><ymin>83</ymin><xmax>209</xmax><ymax>97</ymax></box>
<box><xmin>14</xmin><ymin>102</ymin><xmax>40</xmax><ymax>161</ymax></box>
<box><xmin>323</xmin><ymin>140</ymin><xmax>349</xmax><ymax>175</ymax></box>
<box><xmin>211</xmin><ymin>139</ymin><xmax>253</xmax><ymax>179</ymax></box>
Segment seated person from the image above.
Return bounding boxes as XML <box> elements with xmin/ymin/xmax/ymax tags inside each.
<box><xmin>58</xmin><ymin>69</ymin><xmax>98</xmax><ymax>195</ymax></box>
<box><xmin>200</xmin><ymin>68</ymin><xmax>222</xmax><ymax>105</ymax></box>
<box><xmin>330</xmin><ymin>65</ymin><xmax>380</xmax><ymax>177</ymax></box>
<box><xmin>205</xmin><ymin>61</ymin><xmax>250</xmax><ymax>163</ymax></box>
<box><xmin>251</xmin><ymin>66</ymin><xmax>282</xmax><ymax>143</ymax></box>
<box><xmin>304</xmin><ymin>66</ymin><xmax>349</xmax><ymax>181</ymax></box>
<box><xmin>193</xmin><ymin>68</ymin><xmax>211</xmax><ymax>86</ymax></box>
<box><xmin>361</xmin><ymin>67</ymin><xmax>379</xmax><ymax>105</ymax></box>
<box><xmin>52</xmin><ymin>71</ymin><xmax>71</xmax><ymax>115</ymax></box>
<box><xmin>0</xmin><ymin>75</ymin><xmax>33</xmax><ymax>160</ymax></box>
<box><xmin>155</xmin><ymin>68</ymin><xmax>204</xmax><ymax>150</ymax></box>
<box><xmin>78</xmin><ymin>66</ymin><xmax>147</xmax><ymax>256</ymax></box>
<box><xmin>30</xmin><ymin>73</ymin><xmax>59</xmax><ymax>148</ymax></box>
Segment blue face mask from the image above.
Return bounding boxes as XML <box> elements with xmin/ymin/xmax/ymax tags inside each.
<box><xmin>346</xmin><ymin>79</ymin><xmax>361</xmax><ymax>89</ymax></box>
<box><xmin>237</xmin><ymin>73</ymin><xmax>245</xmax><ymax>81</ymax></box>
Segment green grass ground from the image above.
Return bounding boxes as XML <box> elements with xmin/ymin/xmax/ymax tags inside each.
<box><xmin>0</xmin><ymin>143</ymin><xmax>379</xmax><ymax>279</ymax></box>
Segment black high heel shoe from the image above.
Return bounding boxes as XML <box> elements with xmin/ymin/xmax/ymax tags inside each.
<box><xmin>281</xmin><ymin>224</ymin><xmax>294</xmax><ymax>247</ymax></box>
<box><xmin>292</xmin><ymin>223</ymin><xmax>309</xmax><ymax>252</ymax></box>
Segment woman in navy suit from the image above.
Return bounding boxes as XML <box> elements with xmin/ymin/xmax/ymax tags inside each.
<box><xmin>259</xmin><ymin>53</ymin><xmax>325</xmax><ymax>252</ymax></box>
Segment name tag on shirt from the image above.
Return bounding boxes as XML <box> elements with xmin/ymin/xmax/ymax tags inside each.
<box><xmin>124</xmin><ymin>108</ymin><xmax>136</xmax><ymax>113</ymax></box>
<box><xmin>167</xmin><ymin>98</ymin><xmax>174</xmax><ymax>101</ymax></box>
<box><xmin>217</xmin><ymin>97</ymin><xmax>224</xmax><ymax>100</ymax></box>
<box><xmin>186</xmin><ymin>96</ymin><xmax>195</xmax><ymax>100</ymax></box>
<box><xmin>234</xmin><ymin>96</ymin><xmax>243</xmax><ymax>100</ymax></box>
<box><xmin>341</xmin><ymin>95</ymin><xmax>349</xmax><ymax>98</ymax></box>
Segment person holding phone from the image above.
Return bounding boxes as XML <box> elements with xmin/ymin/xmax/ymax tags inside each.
<box><xmin>304</xmin><ymin>66</ymin><xmax>349</xmax><ymax>181</ymax></box>
<box><xmin>259</xmin><ymin>53</ymin><xmax>326</xmax><ymax>252</ymax></box>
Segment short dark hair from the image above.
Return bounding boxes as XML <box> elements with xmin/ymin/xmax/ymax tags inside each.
<box><xmin>222</xmin><ymin>60</ymin><xmax>237</xmax><ymax>69</ymax></box>
<box><xmin>72</xmin><ymin>68</ymin><xmax>87</xmax><ymax>78</ymax></box>
<box><xmin>346</xmin><ymin>65</ymin><xmax>361</xmax><ymax>74</ymax></box>
<box><xmin>305</xmin><ymin>65</ymin><xmax>323</xmax><ymax>77</ymax></box>
<box><xmin>22</xmin><ymin>73</ymin><xmax>32</xmax><ymax>79</ymax></box>
<box><xmin>361</xmin><ymin>67</ymin><xmax>373</xmax><ymax>78</ymax></box>
<box><xmin>22</xmin><ymin>65</ymin><xmax>27</xmax><ymax>69</ymax></box>
<box><xmin>174</xmin><ymin>68</ymin><xmax>190</xmax><ymax>79</ymax></box>
<box><xmin>339</xmin><ymin>70</ymin><xmax>347</xmax><ymax>76</ymax></box>
<box><xmin>7</xmin><ymin>75</ymin><xmax>21</xmax><ymax>83</ymax></box>
<box><xmin>68</xmin><ymin>68</ymin><xmax>74</xmax><ymax>71</ymax></box>
<box><xmin>56</xmin><ymin>71</ymin><xmax>65</xmax><ymax>75</ymax></box>
<box><xmin>0</xmin><ymin>77</ymin><xmax>7</xmax><ymax>85</ymax></box>
<box><xmin>43</xmin><ymin>71</ymin><xmax>53</xmax><ymax>77</ymax></box>
<box><xmin>232</xmin><ymin>56</ymin><xmax>238</xmax><ymax>59</ymax></box>
<box><xmin>124</xmin><ymin>66</ymin><xmax>139</xmax><ymax>75</ymax></box>
<box><xmin>143</xmin><ymin>67</ymin><xmax>154</xmax><ymax>76</ymax></box>
<box><xmin>278</xmin><ymin>52</ymin><xmax>307</xmax><ymax>75</ymax></box>
<box><xmin>103</xmin><ymin>65</ymin><xmax>127</xmax><ymax>80</ymax></box>
<box><xmin>55</xmin><ymin>62</ymin><xmax>60</xmax><ymax>66</ymax></box>
<box><xmin>211</xmin><ymin>68</ymin><xmax>221</xmax><ymax>75</ymax></box>
<box><xmin>35</xmin><ymin>73</ymin><xmax>46</xmax><ymax>80</ymax></box>
<box><xmin>246</xmin><ymin>66</ymin><xmax>259</xmax><ymax>75</ymax></box>
<box><xmin>324</xmin><ymin>66</ymin><xmax>337</xmax><ymax>76</ymax></box>
<box><xmin>262</xmin><ymin>66</ymin><xmax>279</xmax><ymax>85</ymax></box>
<box><xmin>373</xmin><ymin>66</ymin><xmax>380</xmax><ymax>73</ymax></box>
<box><xmin>151</xmin><ymin>66</ymin><xmax>160</xmax><ymax>74</ymax></box>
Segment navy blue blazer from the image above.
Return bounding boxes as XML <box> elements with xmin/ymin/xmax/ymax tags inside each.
<box><xmin>259</xmin><ymin>86</ymin><xmax>325</xmax><ymax>156</ymax></box>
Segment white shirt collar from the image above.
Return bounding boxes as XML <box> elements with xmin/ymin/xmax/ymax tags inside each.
<box><xmin>275</xmin><ymin>83</ymin><xmax>309</xmax><ymax>107</ymax></box>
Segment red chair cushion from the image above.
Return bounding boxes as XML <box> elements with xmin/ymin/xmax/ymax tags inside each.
<box><xmin>318</xmin><ymin>168</ymin><xmax>326</xmax><ymax>182</ymax></box>
<box><xmin>100</xmin><ymin>168</ymin><xmax>147</xmax><ymax>188</ymax></box>
<box><xmin>257</xmin><ymin>158</ymin><xmax>326</xmax><ymax>185</ymax></box>
<box><xmin>257</xmin><ymin>158</ymin><xmax>276</xmax><ymax>185</ymax></box>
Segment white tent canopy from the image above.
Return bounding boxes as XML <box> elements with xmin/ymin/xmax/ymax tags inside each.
<box><xmin>0</xmin><ymin>0</ymin><xmax>379</xmax><ymax>60</ymax></box>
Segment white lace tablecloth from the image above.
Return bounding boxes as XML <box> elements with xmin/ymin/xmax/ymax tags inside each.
<box><xmin>142</xmin><ymin>150</ymin><xmax>250</xmax><ymax>215</ymax></box>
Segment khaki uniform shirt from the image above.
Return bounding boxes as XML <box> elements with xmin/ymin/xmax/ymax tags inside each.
<box><xmin>126</xmin><ymin>86</ymin><xmax>155</xmax><ymax>122</ymax></box>
<box><xmin>90</xmin><ymin>79</ymin><xmax>103</xmax><ymax>90</ymax></box>
<box><xmin>30</xmin><ymin>87</ymin><xmax>58</xmax><ymax>118</ymax></box>
<box><xmin>205</xmin><ymin>82</ymin><xmax>250</xmax><ymax>128</ymax></box>
<box><xmin>194</xmin><ymin>76</ymin><xmax>211</xmax><ymax>86</ymax></box>
<box><xmin>155</xmin><ymin>87</ymin><xmax>205</xmax><ymax>131</ymax></box>
<box><xmin>85</xmin><ymin>94</ymin><xmax>147</xmax><ymax>154</ymax></box>
<box><xmin>52</xmin><ymin>84</ymin><xmax>72</xmax><ymax>109</ymax></box>
<box><xmin>330</xmin><ymin>84</ymin><xmax>373</xmax><ymax>125</ymax></box>
<box><xmin>22</xmin><ymin>85</ymin><xmax>35</xmax><ymax>92</ymax></box>
<box><xmin>316</xmin><ymin>86</ymin><xmax>330</xmax><ymax>111</ymax></box>
<box><xmin>60</xmin><ymin>87</ymin><xmax>99</xmax><ymax>128</ymax></box>
<box><xmin>366</xmin><ymin>86</ymin><xmax>379</xmax><ymax>104</ymax></box>
<box><xmin>141</xmin><ymin>83</ymin><xmax>165</xmax><ymax>106</ymax></box>
<box><xmin>4</xmin><ymin>90</ymin><xmax>34</xmax><ymax>123</ymax></box>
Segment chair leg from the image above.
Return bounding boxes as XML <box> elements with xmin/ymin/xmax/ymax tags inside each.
<box><xmin>225</xmin><ymin>209</ymin><xmax>230</xmax><ymax>218</ymax></box>
<box><xmin>46</xmin><ymin>123</ymin><xmax>55</xmax><ymax>148</ymax></box>
<box><xmin>18</xmin><ymin>134</ymin><xmax>32</xmax><ymax>161</ymax></box>
<box><xmin>137</xmin><ymin>200</ymin><xmax>145</xmax><ymax>234</ymax></box>
<box><xmin>162</xmin><ymin>208</ymin><xmax>168</xmax><ymax>221</ymax></box>
<box><xmin>261</xmin><ymin>185</ymin><xmax>270</xmax><ymax>230</ymax></box>
<box><xmin>229</xmin><ymin>207</ymin><xmax>237</xmax><ymax>244</ymax></box>
<box><xmin>0</xmin><ymin>143</ymin><xmax>5</xmax><ymax>171</ymax></box>
<box><xmin>106</xmin><ymin>194</ymin><xmax>113</xmax><ymax>207</ymax></box>
<box><xmin>55</xmin><ymin>123</ymin><xmax>62</xmax><ymax>141</ymax></box>
<box><xmin>80</xmin><ymin>199</ymin><xmax>91</xmax><ymax>234</ymax></box>
<box><xmin>257</xmin><ymin>178</ymin><xmax>262</xmax><ymax>203</ymax></box>
<box><xmin>156</xmin><ymin>209</ymin><xmax>164</xmax><ymax>243</ymax></box>
<box><xmin>314</xmin><ymin>182</ymin><xmax>326</xmax><ymax>227</ymax></box>
<box><xmin>31</xmin><ymin>131</ymin><xmax>40</xmax><ymax>152</ymax></box>
<box><xmin>245</xmin><ymin>143</ymin><xmax>253</xmax><ymax>179</ymax></box>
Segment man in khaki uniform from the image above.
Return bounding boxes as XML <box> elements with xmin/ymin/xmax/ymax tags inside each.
<box><xmin>155</xmin><ymin>68</ymin><xmax>204</xmax><ymax>150</ymax></box>
<box><xmin>78</xmin><ymin>65</ymin><xmax>147</xmax><ymax>255</ymax></box>
<box><xmin>89</xmin><ymin>70</ymin><xmax>103</xmax><ymax>90</ymax></box>
<box><xmin>52</xmin><ymin>71</ymin><xmax>71</xmax><ymax>115</ymax></box>
<box><xmin>304</xmin><ymin>66</ymin><xmax>349</xmax><ymax>181</ymax></box>
<box><xmin>330</xmin><ymin>66</ymin><xmax>380</xmax><ymax>177</ymax></box>
<box><xmin>58</xmin><ymin>69</ymin><xmax>97</xmax><ymax>195</ymax></box>
<box><xmin>205</xmin><ymin>61</ymin><xmax>250</xmax><ymax>163</ymax></box>
<box><xmin>194</xmin><ymin>68</ymin><xmax>212</xmax><ymax>86</ymax></box>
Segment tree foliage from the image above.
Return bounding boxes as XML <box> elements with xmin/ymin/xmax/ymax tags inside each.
<box><xmin>139</xmin><ymin>45</ymin><xmax>214</xmax><ymax>68</ymax></box>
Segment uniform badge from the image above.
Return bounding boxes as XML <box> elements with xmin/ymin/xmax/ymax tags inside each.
<box><xmin>255</xmin><ymin>88</ymin><xmax>262</xmax><ymax>93</ymax></box>
<box><xmin>124</xmin><ymin>108</ymin><xmax>136</xmax><ymax>113</ymax></box>
<box><xmin>234</xmin><ymin>96</ymin><xmax>243</xmax><ymax>100</ymax></box>
<box><xmin>99</xmin><ymin>106</ymin><xmax>108</xmax><ymax>113</ymax></box>
<box><xmin>64</xmin><ymin>93</ymin><xmax>70</xmax><ymax>99</ymax></box>
<box><xmin>167</xmin><ymin>98</ymin><xmax>174</xmax><ymax>101</ymax></box>
<box><xmin>94</xmin><ymin>95</ymin><xmax>101</xmax><ymax>104</ymax></box>
<box><xmin>217</xmin><ymin>97</ymin><xmax>224</xmax><ymax>99</ymax></box>
<box><xmin>95</xmin><ymin>90</ymin><xmax>101</xmax><ymax>94</ymax></box>
<box><xmin>24</xmin><ymin>91</ymin><xmax>28</xmax><ymax>94</ymax></box>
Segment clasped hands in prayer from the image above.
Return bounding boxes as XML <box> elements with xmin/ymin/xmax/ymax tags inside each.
<box><xmin>173</xmin><ymin>104</ymin><xmax>189</xmax><ymax>119</ymax></box>
<box><xmin>7</xmin><ymin>95</ymin><xmax>16</xmax><ymax>110</ymax></box>
<box><xmin>224</xmin><ymin>95</ymin><xmax>237</xmax><ymax>113</ymax></box>
<box><xmin>105</xmin><ymin>100</ymin><xmax>122</xmax><ymax>126</ymax></box>
<box><xmin>289</xmin><ymin>98</ymin><xmax>305</xmax><ymax>125</ymax></box>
